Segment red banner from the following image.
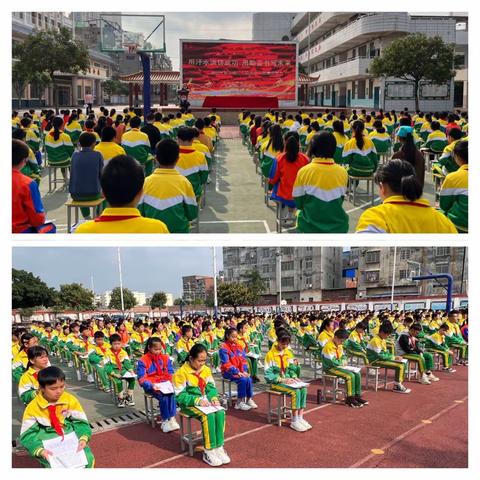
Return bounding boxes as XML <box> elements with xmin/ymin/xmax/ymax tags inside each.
<box><xmin>181</xmin><ymin>41</ymin><xmax>297</xmax><ymax>104</ymax></box>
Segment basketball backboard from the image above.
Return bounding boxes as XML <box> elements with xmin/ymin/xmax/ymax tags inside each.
<box><xmin>100</xmin><ymin>13</ymin><xmax>166</xmax><ymax>54</ymax></box>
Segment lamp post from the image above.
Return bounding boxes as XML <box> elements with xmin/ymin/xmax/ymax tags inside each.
<box><xmin>276</xmin><ymin>248</ymin><xmax>282</xmax><ymax>313</ymax></box>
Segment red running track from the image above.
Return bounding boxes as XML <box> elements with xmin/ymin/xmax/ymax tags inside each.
<box><xmin>12</xmin><ymin>366</ymin><xmax>467</xmax><ymax>468</ymax></box>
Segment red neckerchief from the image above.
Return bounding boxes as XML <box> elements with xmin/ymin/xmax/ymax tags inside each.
<box><xmin>335</xmin><ymin>344</ymin><xmax>342</xmax><ymax>359</ymax></box>
<box><xmin>94</xmin><ymin>215</ymin><xmax>138</xmax><ymax>222</ymax></box>
<box><xmin>112</xmin><ymin>350</ymin><xmax>123</xmax><ymax>371</ymax></box>
<box><xmin>208</xmin><ymin>333</ymin><xmax>214</xmax><ymax>346</ymax></box>
<box><xmin>387</xmin><ymin>201</ymin><xmax>429</xmax><ymax>208</ymax></box>
<box><xmin>47</xmin><ymin>405</ymin><xmax>64</xmax><ymax>439</ymax></box>
<box><xmin>33</xmin><ymin>371</ymin><xmax>39</xmax><ymax>381</ymax></box>
<box><xmin>98</xmin><ymin>345</ymin><xmax>106</xmax><ymax>355</ymax></box>
<box><xmin>83</xmin><ymin>338</ymin><xmax>89</xmax><ymax>350</ymax></box>
<box><xmin>179</xmin><ymin>147</ymin><xmax>196</xmax><ymax>154</ymax></box>
<box><xmin>191</xmin><ymin>371</ymin><xmax>206</xmax><ymax>396</ymax></box>
<box><xmin>139</xmin><ymin>333</ymin><xmax>144</xmax><ymax>343</ymax></box>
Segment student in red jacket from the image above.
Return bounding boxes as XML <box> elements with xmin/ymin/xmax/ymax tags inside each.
<box><xmin>12</xmin><ymin>139</ymin><xmax>54</xmax><ymax>233</ymax></box>
<box><xmin>269</xmin><ymin>131</ymin><xmax>309</xmax><ymax>207</ymax></box>
<box><xmin>137</xmin><ymin>337</ymin><xmax>178</xmax><ymax>433</ymax></box>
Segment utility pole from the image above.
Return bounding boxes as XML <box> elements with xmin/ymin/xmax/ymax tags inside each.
<box><xmin>213</xmin><ymin>247</ymin><xmax>218</xmax><ymax>319</ymax></box>
<box><xmin>390</xmin><ymin>246</ymin><xmax>397</xmax><ymax>309</ymax></box>
<box><xmin>117</xmin><ymin>247</ymin><xmax>125</xmax><ymax>315</ymax></box>
<box><xmin>276</xmin><ymin>248</ymin><xmax>282</xmax><ymax>313</ymax></box>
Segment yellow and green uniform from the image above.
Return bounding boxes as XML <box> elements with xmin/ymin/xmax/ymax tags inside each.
<box><xmin>18</xmin><ymin>367</ymin><xmax>40</xmax><ymax>405</ymax></box>
<box><xmin>173</xmin><ymin>362</ymin><xmax>224</xmax><ymax>450</ymax></box>
<box><xmin>74</xmin><ymin>207</ymin><xmax>169</xmax><ymax>234</ymax></box>
<box><xmin>20</xmin><ymin>391</ymin><xmax>94</xmax><ymax>468</ymax></box>
<box><xmin>12</xmin><ymin>341</ymin><xmax>20</xmax><ymax>359</ymax></box>
<box><xmin>176</xmin><ymin>337</ymin><xmax>195</xmax><ymax>365</ymax></box>
<box><xmin>333</xmin><ymin>132</ymin><xmax>349</xmax><ymax>164</ymax></box>
<box><xmin>22</xmin><ymin>126</ymin><xmax>41</xmax><ymax>153</ymax></box>
<box><xmin>321</xmin><ymin>340</ymin><xmax>362</xmax><ymax>396</ymax></box>
<box><xmin>129</xmin><ymin>331</ymin><xmax>148</xmax><ymax>358</ymax></box>
<box><xmin>104</xmin><ymin>348</ymin><xmax>136</xmax><ymax>394</ymax></box>
<box><xmin>198</xmin><ymin>331</ymin><xmax>220</xmax><ymax>369</ymax></box>
<box><xmin>425</xmin><ymin>130</ymin><xmax>447</xmax><ymax>152</ymax></box>
<box><xmin>12</xmin><ymin>349</ymin><xmax>28</xmax><ymax>383</ymax></box>
<box><xmin>237</xmin><ymin>333</ymin><xmax>259</xmax><ymax>377</ymax></box>
<box><xmin>369</xmin><ymin>131</ymin><xmax>391</xmax><ymax>154</ymax></box>
<box><xmin>356</xmin><ymin>195</ymin><xmax>458</xmax><ymax>233</ymax></box>
<box><xmin>342</xmin><ymin>136</ymin><xmax>378</xmax><ymax>177</ymax></box>
<box><xmin>436</xmin><ymin>140</ymin><xmax>461</xmax><ymax>174</ymax></box>
<box><xmin>193</xmin><ymin>139</ymin><xmax>212</xmax><ymax>169</ymax></box>
<box><xmin>214</xmin><ymin>327</ymin><xmax>225</xmax><ymax>342</ymax></box>
<box><xmin>121</xmin><ymin>128</ymin><xmax>154</xmax><ymax>175</ymax></box>
<box><xmin>344</xmin><ymin>330</ymin><xmax>368</xmax><ymax>363</ymax></box>
<box><xmin>176</xmin><ymin>147</ymin><xmax>209</xmax><ymax>198</ymax></box>
<box><xmin>138</xmin><ymin>168</ymin><xmax>198</xmax><ymax>233</ymax></box>
<box><xmin>440</xmin><ymin>165</ymin><xmax>468</xmax><ymax>232</ymax></box>
<box><xmin>94</xmin><ymin>141</ymin><xmax>126</xmax><ymax>162</ymax></box>
<box><xmin>367</xmin><ymin>335</ymin><xmax>405</xmax><ymax>382</ymax></box>
<box><xmin>419</xmin><ymin>121</ymin><xmax>432</xmax><ymax>141</ymax></box>
<box><xmin>64</xmin><ymin>120</ymin><xmax>83</xmax><ymax>146</ymax></box>
<box><xmin>424</xmin><ymin>332</ymin><xmax>453</xmax><ymax>368</ymax></box>
<box><xmin>317</xmin><ymin>330</ymin><xmax>334</xmax><ymax>348</ymax></box>
<box><xmin>264</xmin><ymin>345</ymin><xmax>306</xmax><ymax>409</ymax></box>
<box><xmin>87</xmin><ymin>344</ymin><xmax>110</xmax><ymax>390</ymax></box>
<box><xmin>44</xmin><ymin>130</ymin><xmax>74</xmax><ymax>167</ymax></box>
<box><xmin>444</xmin><ymin>321</ymin><xmax>468</xmax><ymax>359</ymax></box>
<box><xmin>260</xmin><ymin>144</ymin><xmax>281</xmax><ymax>178</ymax></box>
<box><xmin>293</xmin><ymin>157</ymin><xmax>348</xmax><ymax>233</ymax></box>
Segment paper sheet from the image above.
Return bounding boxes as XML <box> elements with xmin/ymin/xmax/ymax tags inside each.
<box><xmin>247</xmin><ymin>352</ymin><xmax>260</xmax><ymax>359</ymax></box>
<box><xmin>287</xmin><ymin>380</ymin><xmax>310</xmax><ymax>389</ymax></box>
<box><xmin>42</xmin><ymin>432</ymin><xmax>88</xmax><ymax>469</ymax></box>
<box><xmin>196</xmin><ymin>405</ymin><xmax>225</xmax><ymax>415</ymax></box>
<box><xmin>121</xmin><ymin>371</ymin><xmax>137</xmax><ymax>379</ymax></box>
<box><xmin>341</xmin><ymin>365</ymin><xmax>361</xmax><ymax>374</ymax></box>
<box><xmin>153</xmin><ymin>381</ymin><xmax>174</xmax><ymax>394</ymax></box>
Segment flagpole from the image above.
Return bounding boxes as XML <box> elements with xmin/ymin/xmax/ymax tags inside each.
<box><xmin>117</xmin><ymin>247</ymin><xmax>125</xmax><ymax>315</ymax></box>
<box><xmin>213</xmin><ymin>247</ymin><xmax>218</xmax><ymax>318</ymax></box>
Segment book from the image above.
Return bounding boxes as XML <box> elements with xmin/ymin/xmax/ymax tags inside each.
<box><xmin>341</xmin><ymin>365</ymin><xmax>361</xmax><ymax>374</ymax></box>
<box><xmin>121</xmin><ymin>371</ymin><xmax>137</xmax><ymax>379</ymax></box>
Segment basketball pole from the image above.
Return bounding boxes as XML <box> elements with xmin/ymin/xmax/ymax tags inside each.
<box><xmin>140</xmin><ymin>53</ymin><xmax>152</xmax><ymax>118</ymax></box>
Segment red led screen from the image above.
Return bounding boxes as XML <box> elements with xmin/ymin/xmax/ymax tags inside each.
<box><xmin>181</xmin><ymin>41</ymin><xmax>297</xmax><ymax>104</ymax></box>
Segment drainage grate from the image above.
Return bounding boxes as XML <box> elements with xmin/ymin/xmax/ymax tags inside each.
<box><xmin>89</xmin><ymin>411</ymin><xmax>145</xmax><ymax>433</ymax></box>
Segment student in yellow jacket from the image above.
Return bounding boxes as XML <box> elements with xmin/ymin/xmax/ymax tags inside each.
<box><xmin>356</xmin><ymin>159</ymin><xmax>457</xmax><ymax>233</ymax></box>
<box><xmin>94</xmin><ymin>126</ymin><xmax>126</xmax><ymax>162</ymax></box>
<box><xmin>342</xmin><ymin>121</ymin><xmax>378</xmax><ymax>177</ymax></box>
<box><xmin>18</xmin><ymin>346</ymin><xmax>50</xmax><ymax>405</ymax></box>
<box><xmin>20</xmin><ymin>366</ymin><xmax>95</xmax><ymax>468</ymax></box>
<box><xmin>121</xmin><ymin>116</ymin><xmax>154</xmax><ymax>176</ymax></box>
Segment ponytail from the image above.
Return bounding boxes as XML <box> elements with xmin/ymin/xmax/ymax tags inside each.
<box><xmin>400</xmin><ymin>133</ymin><xmax>417</xmax><ymax>169</ymax></box>
<box><xmin>374</xmin><ymin>159</ymin><xmax>423</xmax><ymax>201</ymax></box>
<box><xmin>400</xmin><ymin>174</ymin><xmax>423</xmax><ymax>202</ymax></box>
<box><xmin>352</xmin><ymin>120</ymin><xmax>364</xmax><ymax>150</ymax></box>
<box><xmin>52</xmin><ymin>116</ymin><xmax>63</xmax><ymax>141</ymax></box>
<box><xmin>284</xmin><ymin>132</ymin><xmax>300</xmax><ymax>163</ymax></box>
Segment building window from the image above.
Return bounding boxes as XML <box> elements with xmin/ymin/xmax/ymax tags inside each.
<box><xmin>282</xmin><ymin>247</ymin><xmax>294</xmax><ymax>255</ymax></box>
<box><xmin>31</xmin><ymin>12</ymin><xmax>37</xmax><ymax>24</ymax></box>
<box><xmin>282</xmin><ymin>277</ymin><xmax>294</xmax><ymax>288</ymax></box>
<box><xmin>306</xmin><ymin>246</ymin><xmax>313</xmax><ymax>252</ymax></box>
<box><xmin>365</xmin><ymin>271</ymin><xmax>379</xmax><ymax>283</ymax></box>
<box><xmin>435</xmin><ymin>247</ymin><xmax>451</xmax><ymax>257</ymax></box>
<box><xmin>262</xmin><ymin>265</ymin><xmax>270</xmax><ymax>274</ymax></box>
<box><xmin>368</xmin><ymin>79</ymin><xmax>374</xmax><ymax>99</ymax></box>
<box><xmin>436</xmin><ymin>263</ymin><xmax>450</xmax><ymax>274</ymax></box>
<box><xmin>262</xmin><ymin>248</ymin><xmax>270</xmax><ymax>258</ymax></box>
<box><xmin>305</xmin><ymin>258</ymin><xmax>313</xmax><ymax>270</ymax></box>
<box><xmin>77</xmin><ymin>85</ymin><xmax>82</xmax><ymax>100</ymax></box>
<box><xmin>400</xmin><ymin>248</ymin><xmax>413</xmax><ymax>260</ymax></box>
<box><xmin>365</xmin><ymin>250</ymin><xmax>380</xmax><ymax>264</ymax></box>
<box><xmin>282</xmin><ymin>261</ymin><xmax>294</xmax><ymax>271</ymax></box>
<box><xmin>399</xmin><ymin>269</ymin><xmax>408</xmax><ymax>280</ymax></box>
<box><xmin>358</xmin><ymin>45</ymin><xmax>367</xmax><ymax>57</ymax></box>
<box><xmin>358</xmin><ymin>79</ymin><xmax>366</xmax><ymax>98</ymax></box>
<box><xmin>304</xmin><ymin>275</ymin><xmax>312</xmax><ymax>286</ymax></box>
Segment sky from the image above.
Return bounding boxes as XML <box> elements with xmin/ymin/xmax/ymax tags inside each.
<box><xmin>12</xmin><ymin>247</ymin><xmax>223</xmax><ymax>297</ymax></box>
<box><xmin>122</xmin><ymin>12</ymin><xmax>253</xmax><ymax>70</ymax></box>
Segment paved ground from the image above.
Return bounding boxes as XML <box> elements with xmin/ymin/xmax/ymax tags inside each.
<box><xmin>37</xmin><ymin>126</ymin><xmax>436</xmax><ymax>234</ymax></box>
<box><xmin>12</xmin><ymin>341</ymin><xmax>468</xmax><ymax>468</ymax></box>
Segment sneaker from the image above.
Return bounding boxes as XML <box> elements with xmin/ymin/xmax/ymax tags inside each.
<box><xmin>117</xmin><ymin>398</ymin><xmax>126</xmax><ymax>408</ymax></box>
<box><xmin>203</xmin><ymin>449</ymin><xmax>223</xmax><ymax>467</ymax></box>
<box><xmin>299</xmin><ymin>418</ymin><xmax>312</xmax><ymax>429</ymax></box>
<box><xmin>161</xmin><ymin>421</ymin><xmax>173</xmax><ymax>433</ymax></box>
<box><xmin>443</xmin><ymin>367</ymin><xmax>456</xmax><ymax>373</ymax></box>
<box><xmin>290</xmin><ymin>420</ymin><xmax>308</xmax><ymax>432</ymax></box>
<box><xmin>215</xmin><ymin>447</ymin><xmax>231</xmax><ymax>464</ymax></box>
<box><xmin>155</xmin><ymin>415</ymin><xmax>163</xmax><ymax>425</ymax></box>
<box><xmin>427</xmin><ymin>373</ymin><xmax>440</xmax><ymax>382</ymax></box>
<box><xmin>247</xmin><ymin>398</ymin><xmax>258</xmax><ymax>409</ymax></box>
<box><xmin>126</xmin><ymin>395</ymin><xmax>135</xmax><ymax>406</ymax></box>
<box><xmin>235</xmin><ymin>401</ymin><xmax>252</xmax><ymax>411</ymax></box>
<box><xmin>355</xmin><ymin>396</ymin><xmax>369</xmax><ymax>406</ymax></box>
<box><xmin>169</xmin><ymin>418</ymin><xmax>180</xmax><ymax>431</ymax></box>
<box><xmin>393</xmin><ymin>384</ymin><xmax>411</xmax><ymax>394</ymax></box>
<box><xmin>346</xmin><ymin>397</ymin><xmax>361</xmax><ymax>408</ymax></box>
<box><xmin>252</xmin><ymin>376</ymin><xmax>260</xmax><ymax>383</ymax></box>
<box><xmin>419</xmin><ymin>374</ymin><xmax>431</xmax><ymax>385</ymax></box>
<box><xmin>86</xmin><ymin>374</ymin><xmax>95</xmax><ymax>383</ymax></box>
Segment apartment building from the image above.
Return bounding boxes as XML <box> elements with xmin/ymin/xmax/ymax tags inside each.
<box><xmin>182</xmin><ymin>276</ymin><xmax>215</xmax><ymax>303</ymax></box>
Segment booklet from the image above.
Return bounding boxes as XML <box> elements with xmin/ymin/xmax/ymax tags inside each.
<box><xmin>288</xmin><ymin>380</ymin><xmax>310</xmax><ymax>389</ymax></box>
<box><xmin>196</xmin><ymin>405</ymin><xmax>225</xmax><ymax>415</ymax></box>
<box><xmin>122</xmin><ymin>371</ymin><xmax>137</xmax><ymax>379</ymax></box>
<box><xmin>42</xmin><ymin>432</ymin><xmax>88</xmax><ymax>469</ymax></box>
<box><xmin>341</xmin><ymin>365</ymin><xmax>361</xmax><ymax>374</ymax></box>
<box><xmin>247</xmin><ymin>352</ymin><xmax>260</xmax><ymax>359</ymax></box>
<box><xmin>153</xmin><ymin>381</ymin><xmax>174</xmax><ymax>394</ymax></box>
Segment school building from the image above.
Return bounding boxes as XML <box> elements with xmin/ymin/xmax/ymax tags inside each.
<box><xmin>288</xmin><ymin>12</ymin><xmax>468</xmax><ymax>110</ymax></box>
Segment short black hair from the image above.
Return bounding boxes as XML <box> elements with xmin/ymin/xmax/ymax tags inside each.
<box><xmin>181</xmin><ymin>324</ymin><xmax>193</xmax><ymax>336</ymax></box>
<box><xmin>410</xmin><ymin>323</ymin><xmax>422</xmax><ymax>332</ymax></box>
<box><xmin>27</xmin><ymin>345</ymin><xmax>48</xmax><ymax>363</ymax></box>
<box><xmin>38</xmin><ymin>366</ymin><xmax>66</xmax><ymax>387</ymax></box>
<box><xmin>100</xmin><ymin>155</ymin><xmax>144</xmax><ymax>206</ymax></box>
<box><xmin>453</xmin><ymin>140</ymin><xmax>468</xmax><ymax>163</ymax></box>
<box><xmin>93</xmin><ymin>331</ymin><xmax>105</xmax><ymax>339</ymax></box>
<box><xmin>334</xmin><ymin>328</ymin><xmax>349</xmax><ymax>340</ymax></box>
<box><xmin>109</xmin><ymin>333</ymin><xmax>121</xmax><ymax>343</ymax></box>
<box><xmin>130</xmin><ymin>116</ymin><xmax>142</xmax><ymax>128</ymax></box>
<box><xmin>379</xmin><ymin>321</ymin><xmax>394</xmax><ymax>335</ymax></box>
<box><xmin>308</xmin><ymin>131</ymin><xmax>336</xmax><ymax>158</ymax></box>
<box><xmin>12</xmin><ymin>139</ymin><xmax>30</xmax><ymax>166</ymax></box>
<box><xmin>195</xmin><ymin>118</ymin><xmax>205</xmax><ymax>130</ymax></box>
<box><xmin>177</xmin><ymin>126</ymin><xmax>196</xmax><ymax>142</ymax></box>
<box><xmin>448</xmin><ymin>128</ymin><xmax>463</xmax><ymax>140</ymax></box>
<box><xmin>188</xmin><ymin>343</ymin><xmax>207</xmax><ymax>360</ymax></box>
<box><xmin>101</xmin><ymin>126</ymin><xmax>116</xmax><ymax>142</ymax></box>
<box><xmin>155</xmin><ymin>138</ymin><xmax>180</xmax><ymax>166</ymax></box>
<box><xmin>79</xmin><ymin>132</ymin><xmax>97</xmax><ymax>148</ymax></box>
<box><xmin>12</xmin><ymin>128</ymin><xmax>26</xmax><ymax>141</ymax></box>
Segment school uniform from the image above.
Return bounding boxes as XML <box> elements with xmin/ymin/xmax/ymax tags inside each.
<box><xmin>20</xmin><ymin>391</ymin><xmax>94</xmax><ymax>468</ymax></box>
<box><xmin>94</xmin><ymin>141</ymin><xmax>126</xmax><ymax>162</ymax></box>
<box><xmin>104</xmin><ymin>348</ymin><xmax>136</xmax><ymax>395</ymax></box>
<box><xmin>12</xmin><ymin>349</ymin><xmax>28</xmax><ymax>383</ymax></box>
<box><xmin>121</xmin><ymin>128</ymin><xmax>154</xmax><ymax>175</ymax></box>
<box><xmin>64</xmin><ymin>120</ymin><xmax>83</xmax><ymax>145</ymax></box>
<box><xmin>424</xmin><ymin>332</ymin><xmax>453</xmax><ymax>368</ymax></box>
<box><xmin>317</xmin><ymin>330</ymin><xmax>334</xmax><ymax>348</ymax></box>
<box><xmin>342</xmin><ymin>136</ymin><xmax>378</xmax><ymax>177</ymax></box>
<box><xmin>176</xmin><ymin>147</ymin><xmax>209</xmax><ymax>198</ymax></box>
<box><xmin>333</xmin><ymin>132</ymin><xmax>349</xmax><ymax>164</ymax></box>
<box><xmin>444</xmin><ymin>321</ymin><xmax>468</xmax><ymax>359</ymax></box>
<box><xmin>440</xmin><ymin>165</ymin><xmax>468</xmax><ymax>232</ymax></box>
<box><xmin>44</xmin><ymin>130</ymin><xmax>74</xmax><ymax>167</ymax></box>
<box><xmin>260</xmin><ymin>144</ymin><xmax>282</xmax><ymax>179</ymax></box>
<box><xmin>129</xmin><ymin>331</ymin><xmax>148</xmax><ymax>357</ymax></box>
<box><xmin>395</xmin><ymin>332</ymin><xmax>434</xmax><ymax>374</ymax></box>
<box><xmin>367</xmin><ymin>335</ymin><xmax>406</xmax><ymax>382</ymax></box>
<box><xmin>437</xmin><ymin>140</ymin><xmax>461</xmax><ymax>174</ymax></box>
<box><xmin>369</xmin><ymin>131</ymin><xmax>391</xmax><ymax>154</ymax></box>
<box><xmin>198</xmin><ymin>332</ymin><xmax>220</xmax><ymax>369</ymax></box>
<box><xmin>425</xmin><ymin>130</ymin><xmax>447</xmax><ymax>152</ymax></box>
<box><xmin>219</xmin><ymin>341</ymin><xmax>253</xmax><ymax>400</ymax></box>
<box><xmin>87</xmin><ymin>344</ymin><xmax>110</xmax><ymax>390</ymax></box>
<box><xmin>344</xmin><ymin>330</ymin><xmax>368</xmax><ymax>363</ymax></box>
<box><xmin>264</xmin><ymin>344</ymin><xmax>306</xmax><ymax>409</ymax></box>
<box><xmin>137</xmin><ymin>352</ymin><xmax>176</xmax><ymax>421</ymax></box>
<box><xmin>18</xmin><ymin>367</ymin><xmax>40</xmax><ymax>405</ymax></box>
<box><xmin>173</xmin><ymin>362</ymin><xmax>225</xmax><ymax>450</ymax></box>
<box><xmin>176</xmin><ymin>337</ymin><xmax>195</xmax><ymax>365</ymax></box>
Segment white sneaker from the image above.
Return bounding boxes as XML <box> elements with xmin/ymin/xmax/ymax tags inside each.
<box><xmin>419</xmin><ymin>374</ymin><xmax>431</xmax><ymax>385</ymax></box>
<box><xmin>215</xmin><ymin>447</ymin><xmax>231</xmax><ymax>464</ymax></box>
<box><xmin>393</xmin><ymin>384</ymin><xmax>411</xmax><ymax>394</ymax></box>
<box><xmin>169</xmin><ymin>418</ymin><xmax>180</xmax><ymax>431</ymax></box>
<box><xmin>76</xmin><ymin>370</ymin><xmax>82</xmax><ymax>381</ymax></box>
<box><xmin>67</xmin><ymin>361</ymin><xmax>74</xmax><ymax>367</ymax></box>
<box><xmin>290</xmin><ymin>420</ymin><xmax>308</xmax><ymax>432</ymax></box>
<box><xmin>299</xmin><ymin>418</ymin><xmax>312</xmax><ymax>429</ymax></box>
<box><xmin>161</xmin><ymin>420</ymin><xmax>173</xmax><ymax>433</ymax></box>
<box><xmin>235</xmin><ymin>401</ymin><xmax>252</xmax><ymax>411</ymax></box>
<box><xmin>203</xmin><ymin>449</ymin><xmax>222</xmax><ymax>467</ymax></box>
<box><xmin>247</xmin><ymin>398</ymin><xmax>258</xmax><ymax>409</ymax></box>
<box><xmin>427</xmin><ymin>373</ymin><xmax>440</xmax><ymax>382</ymax></box>
<box><xmin>87</xmin><ymin>374</ymin><xmax>95</xmax><ymax>383</ymax></box>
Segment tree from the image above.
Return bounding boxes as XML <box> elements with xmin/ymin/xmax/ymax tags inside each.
<box><xmin>16</xmin><ymin>27</ymin><xmax>90</xmax><ymax>113</ymax></box>
<box><xmin>109</xmin><ymin>287</ymin><xmax>137</xmax><ymax>311</ymax></box>
<box><xmin>18</xmin><ymin>307</ymin><xmax>36</xmax><ymax>320</ymax></box>
<box><xmin>173</xmin><ymin>298</ymin><xmax>184</xmax><ymax>306</ymax></box>
<box><xmin>369</xmin><ymin>33</ymin><xmax>456</xmax><ymax>111</ymax></box>
<box><xmin>30</xmin><ymin>71</ymin><xmax>52</xmax><ymax>105</ymax></box>
<box><xmin>12</xmin><ymin>269</ymin><xmax>56</xmax><ymax>309</ymax></box>
<box><xmin>57</xmin><ymin>283</ymin><xmax>94</xmax><ymax>311</ymax></box>
<box><xmin>242</xmin><ymin>269</ymin><xmax>267</xmax><ymax>309</ymax></box>
<box><xmin>150</xmin><ymin>292</ymin><xmax>167</xmax><ymax>309</ymax></box>
<box><xmin>101</xmin><ymin>79</ymin><xmax>129</xmax><ymax>99</ymax></box>
<box><xmin>218</xmin><ymin>282</ymin><xmax>250</xmax><ymax>313</ymax></box>
<box><xmin>12</xmin><ymin>61</ymin><xmax>30</xmax><ymax>109</ymax></box>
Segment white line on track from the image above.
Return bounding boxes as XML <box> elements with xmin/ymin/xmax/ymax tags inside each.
<box><xmin>346</xmin><ymin>197</ymin><xmax>381</xmax><ymax>214</ymax></box>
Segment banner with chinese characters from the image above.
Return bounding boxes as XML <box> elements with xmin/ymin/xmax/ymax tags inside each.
<box><xmin>180</xmin><ymin>40</ymin><xmax>297</xmax><ymax>105</ymax></box>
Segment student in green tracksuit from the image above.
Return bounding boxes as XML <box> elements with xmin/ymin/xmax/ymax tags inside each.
<box><xmin>344</xmin><ymin>321</ymin><xmax>369</xmax><ymax>363</ymax></box>
<box><xmin>424</xmin><ymin>324</ymin><xmax>456</xmax><ymax>372</ymax></box>
<box><xmin>88</xmin><ymin>331</ymin><xmax>110</xmax><ymax>391</ymax></box>
<box><xmin>198</xmin><ymin>321</ymin><xmax>221</xmax><ymax>373</ymax></box>
<box><xmin>445</xmin><ymin>310</ymin><xmax>468</xmax><ymax>364</ymax></box>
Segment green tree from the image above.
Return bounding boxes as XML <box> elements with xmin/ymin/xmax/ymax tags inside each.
<box><xmin>12</xmin><ymin>269</ymin><xmax>56</xmax><ymax>309</ymax></box>
<box><xmin>150</xmin><ymin>291</ymin><xmax>168</xmax><ymax>309</ymax></box>
<box><xmin>15</xmin><ymin>27</ymin><xmax>90</xmax><ymax>113</ymax></box>
<box><xmin>242</xmin><ymin>269</ymin><xmax>267</xmax><ymax>309</ymax></box>
<box><xmin>218</xmin><ymin>282</ymin><xmax>250</xmax><ymax>313</ymax></box>
<box><xmin>12</xmin><ymin>60</ymin><xmax>30</xmax><ymax>109</ymax></box>
<box><xmin>30</xmin><ymin>71</ymin><xmax>52</xmax><ymax>105</ymax></box>
<box><xmin>109</xmin><ymin>287</ymin><xmax>137</xmax><ymax>311</ymax></box>
<box><xmin>102</xmin><ymin>79</ymin><xmax>129</xmax><ymax>98</ymax></box>
<box><xmin>58</xmin><ymin>283</ymin><xmax>94</xmax><ymax>311</ymax></box>
<box><xmin>370</xmin><ymin>33</ymin><xmax>456</xmax><ymax>111</ymax></box>
<box><xmin>174</xmin><ymin>298</ymin><xmax>184</xmax><ymax>305</ymax></box>
<box><xmin>18</xmin><ymin>307</ymin><xmax>36</xmax><ymax>320</ymax></box>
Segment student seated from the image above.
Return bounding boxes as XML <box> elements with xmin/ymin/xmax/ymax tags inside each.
<box><xmin>87</xmin><ymin>331</ymin><xmax>110</xmax><ymax>392</ymax></box>
<box><xmin>444</xmin><ymin>309</ymin><xmax>468</xmax><ymax>365</ymax></box>
<box><xmin>173</xmin><ymin>344</ymin><xmax>230</xmax><ymax>467</ymax></box>
<box><xmin>391</xmin><ymin>126</ymin><xmax>425</xmax><ymax>188</ymax></box>
<box><xmin>440</xmin><ymin>140</ymin><xmax>468</xmax><ymax>233</ymax></box>
<box><xmin>435</xmin><ymin>128</ymin><xmax>464</xmax><ymax>175</ymax></box>
<box><xmin>94</xmin><ymin>126</ymin><xmax>126</xmax><ymax>162</ymax></box>
<box><xmin>342</xmin><ymin>120</ymin><xmax>378</xmax><ymax>177</ymax></box>
<box><xmin>321</xmin><ymin>328</ymin><xmax>368</xmax><ymax>408</ymax></box>
<box><xmin>20</xmin><ymin>366</ymin><xmax>95</xmax><ymax>468</ymax></box>
<box><xmin>356</xmin><ymin>159</ymin><xmax>457</xmax><ymax>233</ymax></box>
<box><xmin>293</xmin><ymin>131</ymin><xmax>348</xmax><ymax>233</ymax></box>
<box><xmin>344</xmin><ymin>321</ymin><xmax>368</xmax><ymax>363</ymax></box>
<box><xmin>18</xmin><ymin>346</ymin><xmax>50</xmax><ymax>405</ymax></box>
<box><xmin>366</xmin><ymin>321</ymin><xmax>412</xmax><ymax>394</ymax></box>
<box><xmin>138</xmin><ymin>138</ymin><xmax>198</xmax><ymax>233</ymax></box>
<box><xmin>12</xmin><ymin>139</ymin><xmax>55</xmax><ymax>233</ymax></box>
<box><xmin>121</xmin><ymin>116</ymin><xmax>154</xmax><ymax>176</ymax></box>
<box><xmin>74</xmin><ymin>155</ymin><xmax>169</xmax><ymax>233</ymax></box>
<box><xmin>264</xmin><ymin>329</ymin><xmax>311</xmax><ymax>430</ymax></box>
<box><xmin>395</xmin><ymin>323</ymin><xmax>439</xmax><ymax>384</ymax></box>
<box><xmin>13</xmin><ymin>333</ymin><xmax>39</xmax><ymax>383</ymax></box>
<box><xmin>176</xmin><ymin>324</ymin><xmax>196</xmax><ymax>364</ymax></box>
<box><xmin>69</xmin><ymin>132</ymin><xmax>105</xmax><ymax>221</ymax></box>
<box><xmin>424</xmin><ymin>323</ymin><xmax>456</xmax><ymax>372</ymax></box>
<box><xmin>219</xmin><ymin>328</ymin><xmax>256</xmax><ymax>411</ymax></box>
<box><xmin>12</xmin><ymin>128</ymin><xmax>41</xmax><ymax>183</ymax></box>
<box><xmin>198</xmin><ymin>321</ymin><xmax>221</xmax><ymax>373</ymax></box>
<box><xmin>137</xmin><ymin>337</ymin><xmax>179</xmax><ymax>433</ymax></box>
